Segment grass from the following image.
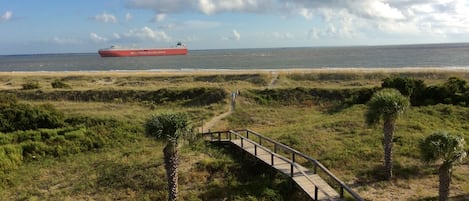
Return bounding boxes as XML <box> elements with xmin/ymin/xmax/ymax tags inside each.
<box><xmin>225</xmin><ymin>97</ymin><xmax>469</xmax><ymax>200</ymax></box>
<box><xmin>0</xmin><ymin>70</ymin><xmax>468</xmax><ymax>200</ymax></box>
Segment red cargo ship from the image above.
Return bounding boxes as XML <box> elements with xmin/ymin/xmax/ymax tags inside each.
<box><xmin>98</xmin><ymin>42</ymin><xmax>187</xmax><ymax>57</ymax></box>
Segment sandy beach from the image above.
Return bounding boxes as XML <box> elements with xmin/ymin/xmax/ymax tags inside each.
<box><xmin>1</xmin><ymin>66</ymin><xmax>469</xmax><ymax>77</ymax></box>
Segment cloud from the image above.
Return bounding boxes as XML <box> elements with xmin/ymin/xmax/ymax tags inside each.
<box><xmin>272</xmin><ymin>32</ymin><xmax>294</xmax><ymax>39</ymax></box>
<box><xmin>183</xmin><ymin>20</ymin><xmax>220</xmax><ymax>29</ymax></box>
<box><xmin>52</xmin><ymin>37</ymin><xmax>81</xmax><ymax>45</ymax></box>
<box><xmin>126</xmin><ymin>0</ymin><xmax>469</xmax><ymax>38</ymax></box>
<box><xmin>158</xmin><ymin>20</ymin><xmax>221</xmax><ymax>30</ymax></box>
<box><xmin>123</xmin><ymin>26</ymin><xmax>171</xmax><ymax>41</ymax></box>
<box><xmin>197</xmin><ymin>0</ymin><xmax>275</xmax><ymax>15</ymax></box>
<box><xmin>127</xmin><ymin>0</ymin><xmax>275</xmax><ymax>14</ymax></box>
<box><xmin>126</xmin><ymin>0</ymin><xmax>195</xmax><ymax>13</ymax></box>
<box><xmin>90</xmin><ymin>33</ymin><xmax>108</xmax><ymax>43</ymax></box>
<box><xmin>125</xmin><ymin>13</ymin><xmax>133</xmax><ymax>22</ymax></box>
<box><xmin>1</xmin><ymin>11</ymin><xmax>13</xmax><ymax>22</ymax></box>
<box><xmin>152</xmin><ymin>13</ymin><xmax>167</xmax><ymax>22</ymax></box>
<box><xmin>223</xmin><ymin>29</ymin><xmax>241</xmax><ymax>40</ymax></box>
<box><xmin>113</xmin><ymin>33</ymin><xmax>121</xmax><ymax>39</ymax></box>
<box><xmin>91</xmin><ymin>12</ymin><xmax>118</xmax><ymax>23</ymax></box>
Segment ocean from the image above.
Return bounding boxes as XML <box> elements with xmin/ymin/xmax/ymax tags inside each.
<box><xmin>1</xmin><ymin>43</ymin><xmax>469</xmax><ymax>72</ymax></box>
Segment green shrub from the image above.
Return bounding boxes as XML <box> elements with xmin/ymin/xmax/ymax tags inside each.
<box><xmin>51</xmin><ymin>79</ymin><xmax>71</xmax><ymax>89</ymax></box>
<box><xmin>10</xmin><ymin>87</ymin><xmax>227</xmax><ymax>105</ymax></box>
<box><xmin>184</xmin><ymin>88</ymin><xmax>227</xmax><ymax>106</ymax></box>
<box><xmin>381</xmin><ymin>77</ymin><xmax>427</xmax><ymax>105</ymax></box>
<box><xmin>21</xmin><ymin>81</ymin><xmax>40</xmax><ymax>90</ymax></box>
<box><xmin>0</xmin><ymin>144</ymin><xmax>23</xmax><ymax>172</ymax></box>
<box><xmin>248</xmin><ymin>87</ymin><xmax>376</xmax><ymax>105</ymax></box>
<box><xmin>444</xmin><ymin>77</ymin><xmax>467</xmax><ymax>94</ymax></box>
<box><xmin>15</xmin><ymin>130</ymin><xmax>42</xmax><ymax>142</ymax></box>
<box><xmin>21</xmin><ymin>141</ymin><xmax>48</xmax><ymax>160</ymax></box>
<box><xmin>0</xmin><ymin>134</ymin><xmax>12</xmax><ymax>145</ymax></box>
<box><xmin>0</xmin><ymin>102</ymin><xmax>64</xmax><ymax>132</ymax></box>
<box><xmin>0</xmin><ymin>94</ymin><xmax>18</xmax><ymax>106</ymax></box>
<box><xmin>40</xmin><ymin>129</ymin><xmax>58</xmax><ymax>140</ymax></box>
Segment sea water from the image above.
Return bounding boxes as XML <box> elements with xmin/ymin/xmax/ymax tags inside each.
<box><xmin>1</xmin><ymin>43</ymin><xmax>469</xmax><ymax>72</ymax></box>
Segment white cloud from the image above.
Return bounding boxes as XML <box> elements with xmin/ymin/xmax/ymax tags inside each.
<box><xmin>232</xmin><ymin>29</ymin><xmax>241</xmax><ymax>40</ymax></box>
<box><xmin>298</xmin><ymin>8</ymin><xmax>314</xmax><ymax>20</ymax></box>
<box><xmin>92</xmin><ymin>12</ymin><xmax>118</xmax><ymax>23</ymax></box>
<box><xmin>125</xmin><ymin>13</ymin><xmax>133</xmax><ymax>22</ymax></box>
<box><xmin>52</xmin><ymin>37</ymin><xmax>81</xmax><ymax>45</ymax></box>
<box><xmin>153</xmin><ymin>13</ymin><xmax>167</xmax><ymax>22</ymax></box>
<box><xmin>127</xmin><ymin>0</ymin><xmax>275</xmax><ymax>15</ymax></box>
<box><xmin>127</xmin><ymin>0</ymin><xmax>194</xmax><ymax>13</ymax></box>
<box><xmin>113</xmin><ymin>33</ymin><xmax>121</xmax><ymax>39</ymax></box>
<box><xmin>90</xmin><ymin>33</ymin><xmax>108</xmax><ymax>43</ymax></box>
<box><xmin>159</xmin><ymin>20</ymin><xmax>221</xmax><ymax>30</ymax></box>
<box><xmin>1</xmin><ymin>11</ymin><xmax>13</xmax><ymax>22</ymax></box>
<box><xmin>126</xmin><ymin>0</ymin><xmax>469</xmax><ymax>39</ymax></box>
<box><xmin>123</xmin><ymin>26</ymin><xmax>171</xmax><ymax>41</ymax></box>
<box><xmin>272</xmin><ymin>32</ymin><xmax>294</xmax><ymax>39</ymax></box>
<box><xmin>183</xmin><ymin>20</ymin><xmax>220</xmax><ymax>29</ymax></box>
<box><xmin>223</xmin><ymin>29</ymin><xmax>241</xmax><ymax>40</ymax></box>
<box><xmin>354</xmin><ymin>1</ymin><xmax>406</xmax><ymax>20</ymax></box>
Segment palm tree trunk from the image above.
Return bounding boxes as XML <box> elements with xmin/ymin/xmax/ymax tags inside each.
<box><xmin>163</xmin><ymin>142</ymin><xmax>179</xmax><ymax>201</ymax></box>
<box><xmin>383</xmin><ymin>119</ymin><xmax>395</xmax><ymax>180</ymax></box>
<box><xmin>438</xmin><ymin>163</ymin><xmax>452</xmax><ymax>201</ymax></box>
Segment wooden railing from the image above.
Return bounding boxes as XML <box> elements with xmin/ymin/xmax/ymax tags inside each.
<box><xmin>202</xmin><ymin>129</ymin><xmax>364</xmax><ymax>201</ymax></box>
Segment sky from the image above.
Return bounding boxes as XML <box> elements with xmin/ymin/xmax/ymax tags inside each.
<box><xmin>1</xmin><ymin>0</ymin><xmax>469</xmax><ymax>55</ymax></box>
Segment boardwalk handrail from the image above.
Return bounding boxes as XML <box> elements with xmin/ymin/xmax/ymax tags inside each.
<box><xmin>226</xmin><ymin>130</ymin><xmax>333</xmax><ymax>200</ymax></box>
<box><xmin>202</xmin><ymin>129</ymin><xmax>364</xmax><ymax>201</ymax></box>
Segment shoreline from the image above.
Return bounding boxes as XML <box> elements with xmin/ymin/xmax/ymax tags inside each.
<box><xmin>1</xmin><ymin>67</ymin><xmax>469</xmax><ymax>76</ymax></box>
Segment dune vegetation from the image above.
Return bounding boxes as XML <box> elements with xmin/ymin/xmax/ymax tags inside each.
<box><xmin>0</xmin><ymin>69</ymin><xmax>467</xmax><ymax>201</ymax></box>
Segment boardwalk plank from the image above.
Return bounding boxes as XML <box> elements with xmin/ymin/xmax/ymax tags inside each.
<box><xmin>229</xmin><ymin>139</ymin><xmax>341</xmax><ymax>201</ymax></box>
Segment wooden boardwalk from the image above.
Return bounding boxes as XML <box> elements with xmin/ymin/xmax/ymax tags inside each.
<box><xmin>203</xmin><ymin>129</ymin><xmax>364</xmax><ymax>201</ymax></box>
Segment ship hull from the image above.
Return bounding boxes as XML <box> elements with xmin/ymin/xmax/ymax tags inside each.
<box><xmin>98</xmin><ymin>47</ymin><xmax>187</xmax><ymax>57</ymax></box>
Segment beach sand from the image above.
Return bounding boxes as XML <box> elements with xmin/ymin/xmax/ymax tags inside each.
<box><xmin>1</xmin><ymin>67</ymin><xmax>469</xmax><ymax>76</ymax></box>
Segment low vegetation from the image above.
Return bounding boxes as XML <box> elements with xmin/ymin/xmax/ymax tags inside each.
<box><xmin>0</xmin><ymin>70</ymin><xmax>467</xmax><ymax>201</ymax></box>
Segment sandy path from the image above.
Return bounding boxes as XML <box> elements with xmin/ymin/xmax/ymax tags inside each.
<box><xmin>199</xmin><ymin>92</ymin><xmax>236</xmax><ymax>133</ymax></box>
<box><xmin>199</xmin><ymin>109</ymin><xmax>232</xmax><ymax>133</ymax></box>
<box><xmin>268</xmin><ymin>72</ymin><xmax>279</xmax><ymax>88</ymax></box>
<box><xmin>199</xmin><ymin>71</ymin><xmax>286</xmax><ymax>133</ymax></box>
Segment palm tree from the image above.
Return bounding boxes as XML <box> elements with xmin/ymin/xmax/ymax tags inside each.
<box><xmin>365</xmin><ymin>88</ymin><xmax>409</xmax><ymax>180</ymax></box>
<box><xmin>420</xmin><ymin>132</ymin><xmax>467</xmax><ymax>201</ymax></box>
<box><xmin>145</xmin><ymin>113</ymin><xmax>191</xmax><ymax>201</ymax></box>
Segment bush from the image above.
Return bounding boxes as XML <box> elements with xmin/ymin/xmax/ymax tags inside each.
<box><xmin>0</xmin><ymin>102</ymin><xmax>64</xmax><ymax>132</ymax></box>
<box><xmin>381</xmin><ymin>77</ymin><xmax>427</xmax><ymax>105</ymax></box>
<box><xmin>51</xmin><ymin>79</ymin><xmax>71</xmax><ymax>89</ymax></box>
<box><xmin>248</xmin><ymin>87</ymin><xmax>376</xmax><ymax>105</ymax></box>
<box><xmin>0</xmin><ymin>145</ymin><xmax>23</xmax><ymax>172</ymax></box>
<box><xmin>21</xmin><ymin>141</ymin><xmax>48</xmax><ymax>160</ymax></box>
<box><xmin>10</xmin><ymin>87</ymin><xmax>226</xmax><ymax>105</ymax></box>
<box><xmin>21</xmin><ymin>81</ymin><xmax>40</xmax><ymax>90</ymax></box>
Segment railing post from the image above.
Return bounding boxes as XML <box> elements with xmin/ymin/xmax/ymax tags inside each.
<box><xmin>315</xmin><ymin>186</ymin><xmax>318</xmax><ymax>200</ymax></box>
<box><xmin>254</xmin><ymin>144</ymin><xmax>257</xmax><ymax>156</ymax></box>
<box><xmin>274</xmin><ymin>144</ymin><xmax>277</xmax><ymax>153</ymax></box>
<box><xmin>246</xmin><ymin>130</ymin><xmax>249</xmax><ymax>139</ymax></box>
<box><xmin>259</xmin><ymin>136</ymin><xmax>262</xmax><ymax>145</ymax></box>
<box><xmin>271</xmin><ymin>153</ymin><xmax>274</xmax><ymax>165</ymax></box>
<box><xmin>290</xmin><ymin>152</ymin><xmax>295</xmax><ymax>177</ymax></box>
<box><xmin>340</xmin><ymin>186</ymin><xmax>344</xmax><ymax>198</ymax></box>
<box><xmin>218</xmin><ymin>132</ymin><xmax>221</xmax><ymax>142</ymax></box>
<box><xmin>313</xmin><ymin>163</ymin><xmax>317</xmax><ymax>174</ymax></box>
<box><xmin>209</xmin><ymin>129</ymin><xmax>212</xmax><ymax>141</ymax></box>
<box><xmin>290</xmin><ymin>162</ymin><xmax>294</xmax><ymax>177</ymax></box>
<box><xmin>241</xmin><ymin>138</ymin><xmax>244</xmax><ymax>148</ymax></box>
<box><xmin>229</xmin><ymin>131</ymin><xmax>232</xmax><ymax>141</ymax></box>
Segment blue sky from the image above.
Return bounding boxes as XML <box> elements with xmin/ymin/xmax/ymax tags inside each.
<box><xmin>1</xmin><ymin>0</ymin><xmax>469</xmax><ymax>55</ymax></box>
